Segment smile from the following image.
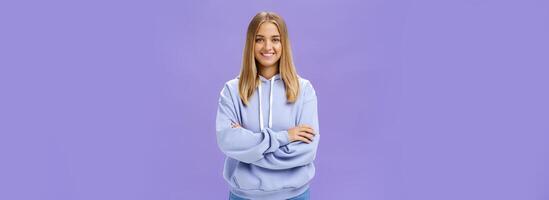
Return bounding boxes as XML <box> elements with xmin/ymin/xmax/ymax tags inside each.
<box><xmin>261</xmin><ymin>52</ymin><xmax>275</xmax><ymax>57</ymax></box>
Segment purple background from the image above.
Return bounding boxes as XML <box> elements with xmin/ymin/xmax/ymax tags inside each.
<box><xmin>1</xmin><ymin>0</ymin><xmax>548</xmax><ymax>199</ymax></box>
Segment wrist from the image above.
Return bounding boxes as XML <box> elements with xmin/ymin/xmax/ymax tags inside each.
<box><xmin>276</xmin><ymin>130</ymin><xmax>290</xmax><ymax>146</ymax></box>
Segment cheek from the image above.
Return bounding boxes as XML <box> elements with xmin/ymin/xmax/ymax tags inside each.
<box><xmin>254</xmin><ymin>45</ymin><xmax>261</xmax><ymax>55</ymax></box>
<box><xmin>275</xmin><ymin>45</ymin><xmax>282</xmax><ymax>55</ymax></box>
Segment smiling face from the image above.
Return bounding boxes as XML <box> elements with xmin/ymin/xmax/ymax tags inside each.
<box><xmin>254</xmin><ymin>22</ymin><xmax>282</xmax><ymax>69</ymax></box>
<box><xmin>239</xmin><ymin>12</ymin><xmax>300</xmax><ymax>105</ymax></box>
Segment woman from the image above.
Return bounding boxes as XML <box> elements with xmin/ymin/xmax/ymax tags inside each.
<box><xmin>216</xmin><ymin>11</ymin><xmax>320</xmax><ymax>200</ymax></box>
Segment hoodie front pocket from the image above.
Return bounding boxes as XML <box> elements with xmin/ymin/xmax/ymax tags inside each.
<box><xmin>232</xmin><ymin>162</ymin><xmax>312</xmax><ymax>191</ymax></box>
<box><xmin>232</xmin><ymin>163</ymin><xmax>261</xmax><ymax>190</ymax></box>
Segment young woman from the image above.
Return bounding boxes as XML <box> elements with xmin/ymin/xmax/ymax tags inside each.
<box><xmin>216</xmin><ymin>11</ymin><xmax>320</xmax><ymax>200</ymax></box>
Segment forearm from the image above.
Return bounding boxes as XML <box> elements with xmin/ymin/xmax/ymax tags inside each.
<box><xmin>251</xmin><ymin>133</ymin><xmax>320</xmax><ymax>169</ymax></box>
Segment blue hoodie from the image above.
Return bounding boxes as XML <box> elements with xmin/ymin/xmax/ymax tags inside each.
<box><xmin>216</xmin><ymin>73</ymin><xmax>320</xmax><ymax>200</ymax></box>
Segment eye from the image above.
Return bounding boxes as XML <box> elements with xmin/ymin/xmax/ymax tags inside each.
<box><xmin>272</xmin><ymin>38</ymin><xmax>280</xmax><ymax>42</ymax></box>
<box><xmin>255</xmin><ymin>38</ymin><xmax>263</xmax><ymax>42</ymax></box>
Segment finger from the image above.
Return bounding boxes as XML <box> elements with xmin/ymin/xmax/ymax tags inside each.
<box><xmin>298</xmin><ymin>130</ymin><xmax>315</xmax><ymax>138</ymax></box>
<box><xmin>299</xmin><ymin>124</ymin><xmax>313</xmax><ymax>129</ymax></box>
<box><xmin>298</xmin><ymin>125</ymin><xmax>315</xmax><ymax>133</ymax></box>
<box><xmin>231</xmin><ymin>122</ymin><xmax>241</xmax><ymax>128</ymax></box>
<box><xmin>295</xmin><ymin>136</ymin><xmax>311</xmax><ymax>144</ymax></box>
<box><xmin>295</xmin><ymin>135</ymin><xmax>312</xmax><ymax>144</ymax></box>
<box><xmin>298</xmin><ymin>131</ymin><xmax>315</xmax><ymax>141</ymax></box>
<box><xmin>299</xmin><ymin>127</ymin><xmax>315</xmax><ymax>135</ymax></box>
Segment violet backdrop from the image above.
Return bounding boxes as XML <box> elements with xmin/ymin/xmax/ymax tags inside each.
<box><xmin>1</xmin><ymin>0</ymin><xmax>548</xmax><ymax>199</ymax></box>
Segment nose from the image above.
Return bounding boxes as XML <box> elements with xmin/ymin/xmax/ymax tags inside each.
<box><xmin>264</xmin><ymin>40</ymin><xmax>273</xmax><ymax>51</ymax></box>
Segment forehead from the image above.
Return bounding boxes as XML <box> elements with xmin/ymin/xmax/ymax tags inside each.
<box><xmin>256</xmin><ymin>22</ymin><xmax>280</xmax><ymax>36</ymax></box>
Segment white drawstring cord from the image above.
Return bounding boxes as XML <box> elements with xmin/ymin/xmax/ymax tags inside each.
<box><xmin>258</xmin><ymin>76</ymin><xmax>275</xmax><ymax>131</ymax></box>
<box><xmin>269</xmin><ymin>78</ymin><xmax>274</xmax><ymax>128</ymax></box>
<box><xmin>258</xmin><ymin>81</ymin><xmax>264</xmax><ymax>130</ymax></box>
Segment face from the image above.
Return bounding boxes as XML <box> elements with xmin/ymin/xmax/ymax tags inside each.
<box><xmin>254</xmin><ymin>22</ymin><xmax>282</xmax><ymax>69</ymax></box>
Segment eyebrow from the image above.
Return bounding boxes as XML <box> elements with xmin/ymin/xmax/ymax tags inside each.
<box><xmin>256</xmin><ymin>35</ymin><xmax>280</xmax><ymax>38</ymax></box>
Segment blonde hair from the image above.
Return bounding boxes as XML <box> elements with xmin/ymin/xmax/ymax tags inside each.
<box><xmin>238</xmin><ymin>11</ymin><xmax>300</xmax><ymax>106</ymax></box>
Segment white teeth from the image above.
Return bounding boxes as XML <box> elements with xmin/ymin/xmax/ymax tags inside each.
<box><xmin>262</xmin><ymin>53</ymin><xmax>274</xmax><ymax>57</ymax></box>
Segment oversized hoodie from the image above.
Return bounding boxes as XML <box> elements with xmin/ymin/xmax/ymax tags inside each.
<box><xmin>216</xmin><ymin>73</ymin><xmax>320</xmax><ymax>200</ymax></box>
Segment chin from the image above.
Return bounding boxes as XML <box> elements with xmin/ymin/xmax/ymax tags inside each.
<box><xmin>259</xmin><ymin>61</ymin><xmax>277</xmax><ymax>67</ymax></box>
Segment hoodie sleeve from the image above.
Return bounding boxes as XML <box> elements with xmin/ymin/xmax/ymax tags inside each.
<box><xmin>251</xmin><ymin>81</ymin><xmax>320</xmax><ymax>170</ymax></box>
<box><xmin>216</xmin><ymin>84</ymin><xmax>291</xmax><ymax>164</ymax></box>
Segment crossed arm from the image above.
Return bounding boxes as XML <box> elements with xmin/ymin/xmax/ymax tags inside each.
<box><xmin>215</xmin><ymin>83</ymin><xmax>320</xmax><ymax>170</ymax></box>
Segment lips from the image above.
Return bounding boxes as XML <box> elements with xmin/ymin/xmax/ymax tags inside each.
<box><xmin>261</xmin><ymin>52</ymin><xmax>275</xmax><ymax>58</ymax></box>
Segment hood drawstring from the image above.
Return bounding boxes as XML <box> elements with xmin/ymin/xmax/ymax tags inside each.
<box><xmin>258</xmin><ymin>76</ymin><xmax>276</xmax><ymax>131</ymax></box>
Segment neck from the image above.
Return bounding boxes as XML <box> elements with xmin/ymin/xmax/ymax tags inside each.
<box><xmin>258</xmin><ymin>63</ymin><xmax>279</xmax><ymax>80</ymax></box>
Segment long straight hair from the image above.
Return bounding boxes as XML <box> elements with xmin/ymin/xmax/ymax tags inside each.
<box><xmin>238</xmin><ymin>11</ymin><xmax>300</xmax><ymax>106</ymax></box>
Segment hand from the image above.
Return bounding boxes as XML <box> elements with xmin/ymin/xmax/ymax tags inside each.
<box><xmin>287</xmin><ymin>124</ymin><xmax>316</xmax><ymax>144</ymax></box>
<box><xmin>231</xmin><ymin>122</ymin><xmax>241</xmax><ymax>128</ymax></box>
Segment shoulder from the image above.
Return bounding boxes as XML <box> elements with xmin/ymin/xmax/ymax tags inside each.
<box><xmin>219</xmin><ymin>76</ymin><xmax>240</xmax><ymax>98</ymax></box>
<box><xmin>297</xmin><ymin>76</ymin><xmax>317</xmax><ymax>101</ymax></box>
<box><xmin>298</xmin><ymin>76</ymin><xmax>315</xmax><ymax>91</ymax></box>
<box><xmin>224</xmin><ymin>77</ymin><xmax>240</xmax><ymax>90</ymax></box>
